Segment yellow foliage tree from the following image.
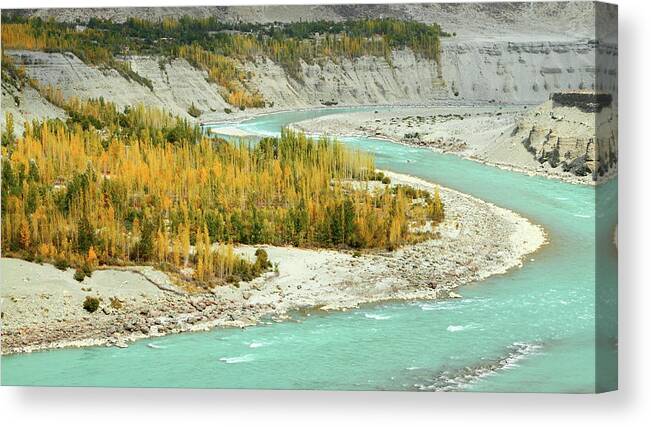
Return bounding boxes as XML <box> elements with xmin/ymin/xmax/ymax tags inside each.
<box><xmin>87</xmin><ymin>246</ymin><xmax>98</xmax><ymax>267</ymax></box>
<box><xmin>18</xmin><ymin>220</ymin><xmax>31</xmax><ymax>250</ymax></box>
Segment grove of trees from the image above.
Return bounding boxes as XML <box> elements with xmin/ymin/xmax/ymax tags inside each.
<box><xmin>1</xmin><ymin>96</ymin><xmax>444</xmax><ymax>287</ymax></box>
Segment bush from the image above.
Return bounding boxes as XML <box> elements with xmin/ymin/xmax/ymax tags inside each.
<box><xmin>81</xmin><ymin>263</ymin><xmax>93</xmax><ymax>278</ymax></box>
<box><xmin>370</xmin><ymin>171</ymin><xmax>390</xmax><ymax>182</ymax></box>
<box><xmin>187</xmin><ymin>103</ymin><xmax>201</xmax><ymax>118</ymax></box>
<box><xmin>224</xmin><ymin>108</ymin><xmax>233</xmax><ymax>114</ymax></box>
<box><xmin>110</xmin><ymin>297</ymin><xmax>123</xmax><ymax>310</ymax></box>
<box><xmin>54</xmin><ymin>258</ymin><xmax>69</xmax><ymax>271</ymax></box>
<box><xmin>74</xmin><ymin>268</ymin><xmax>86</xmax><ymax>282</ymax></box>
<box><xmin>254</xmin><ymin>248</ymin><xmax>272</xmax><ymax>270</ymax></box>
<box><xmin>83</xmin><ymin>296</ymin><xmax>100</xmax><ymax>313</ymax></box>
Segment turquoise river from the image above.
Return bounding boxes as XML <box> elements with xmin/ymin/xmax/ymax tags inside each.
<box><xmin>1</xmin><ymin>107</ymin><xmax>618</xmax><ymax>392</ymax></box>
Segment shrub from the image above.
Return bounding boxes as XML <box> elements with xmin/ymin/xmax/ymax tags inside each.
<box><xmin>187</xmin><ymin>103</ymin><xmax>201</xmax><ymax>118</ymax></box>
<box><xmin>74</xmin><ymin>268</ymin><xmax>86</xmax><ymax>282</ymax></box>
<box><xmin>81</xmin><ymin>263</ymin><xmax>93</xmax><ymax>278</ymax></box>
<box><xmin>381</xmin><ymin>176</ymin><xmax>391</xmax><ymax>185</ymax></box>
<box><xmin>54</xmin><ymin>258</ymin><xmax>69</xmax><ymax>271</ymax></box>
<box><xmin>254</xmin><ymin>248</ymin><xmax>272</xmax><ymax>270</ymax></box>
<box><xmin>83</xmin><ymin>296</ymin><xmax>100</xmax><ymax>313</ymax></box>
<box><xmin>110</xmin><ymin>297</ymin><xmax>123</xmax><ymax>310</ymax></box>
<box><xmin>224</xmin><ymin>108</ymin><xmax>232</xmax><ymax>114</ymax></box>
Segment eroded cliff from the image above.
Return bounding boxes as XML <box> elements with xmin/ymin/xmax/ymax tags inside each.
<box><xmin>3</xmin><ymin>36</ymin><xmax>617</xmax><ymax>124</ymax></box>
<box><xmin>505</xmin><ymin>97</ymin><xmax>617</xmax><ymax>181</ymax></box>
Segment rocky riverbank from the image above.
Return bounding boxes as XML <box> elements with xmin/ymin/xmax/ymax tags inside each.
<box><xmin>0</xmin><ymin>171</ymin><xmax>545</xmax><ymax>354</ymax></box>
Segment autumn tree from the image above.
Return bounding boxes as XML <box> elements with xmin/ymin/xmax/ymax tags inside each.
<box><xmin>432</xmin><ymin>187</ymin><xmax>445</xmax><ymax>224</ymax></box>
<box><xmin>87</xmin><ymin>246</ymin><xmax>98</xmax><ymax>267</ymax></box>
<box><xmin>18</xmin><ymin>219</ymin><xmax>31</xmax><ymax>250</ymax></box>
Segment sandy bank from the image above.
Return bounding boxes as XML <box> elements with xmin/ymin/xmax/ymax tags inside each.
<box><xmin>208</xmin><ymin>126</ymin><xmax>256</xmax><ymax>137</ymax></box>
<box><xmin>1</xmin><ymin>172</ymin><xmax>545</xmax><ymax>354</ymax></box>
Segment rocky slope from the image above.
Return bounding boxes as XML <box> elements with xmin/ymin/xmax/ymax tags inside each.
<box><xmin>503</xmin><ymin>96</ymin><xmax>618</xmax><ymax>181</ymax></box>
<box><xmin>1</xmin><ymin>78</ymin><xmax>66</xmax><ymax>135</ymax></box>
<box><xmin>3</xmin><ymin>51</ymin><xmax>231</xmax><ymax>125</ymax></box>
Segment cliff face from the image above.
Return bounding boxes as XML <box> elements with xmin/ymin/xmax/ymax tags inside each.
<box><xmin>4</xmin><ymin>51</ymin><xmax>231</xmax><ymax>121</ymax></box>
<box><xmin>506</xmin><ymin>99</ymin><xmax>617</xmax><ymax>180</ymax></box>
<box><xmin>441</xmin><ymin>40</ymin><xmax>618</xmax><ymax>104</ymax></box>
<box><xmin>245</xmin><ymin>49</ymin><xmax>445</xmax><ymax>109</ymax></box>
<box><xmin>4</xmin><ymin>37</ymin><xmax>617</xmax><ymax>121</ymax></box>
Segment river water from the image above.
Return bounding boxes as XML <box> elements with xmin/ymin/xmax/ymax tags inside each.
<box><xmin>1</xmin><ymin>107</ymin><xmax>617</xmax><ymax>392</ymax></box>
